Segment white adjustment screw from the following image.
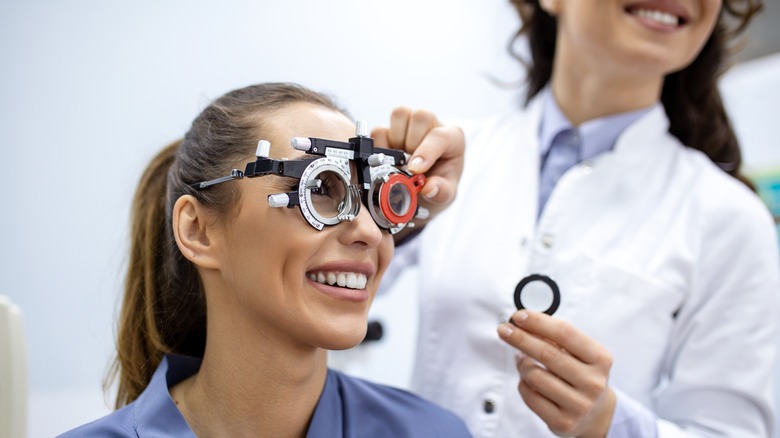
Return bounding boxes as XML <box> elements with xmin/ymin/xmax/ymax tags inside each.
<box><xmin>256</xmin><ymin>140</ymin><xmax>271</xmax><ymax>157</ymax></box>
<box><xmin>268</xmin><ymin>193</ymin><xmax>291</xmax><ymax>208</ymax></box>
<box><xmin>368</xmin><ymin>153</ymin><xmax>391</xmax><ymax>167</ymax></box>
<box><xmin>356</xmin><ymin>120</ymin><xmax>368</xmax><ymax>137</ymax></box>
<box><xmin>291</xmin><ymin>137</ymin><xmax>312</xmax><ymax>151</ymax></box>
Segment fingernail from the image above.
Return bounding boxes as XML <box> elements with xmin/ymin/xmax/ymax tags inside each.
<box><xmin>514</xmin><ymin>310</ymin><xmax>529</xmax><ymax>324</ymax></box>
<box><xmin>423</xmin><ymin>184</ymin><xmax>439</xmax><ymax>200</ymax></box>
<box><xmin>498</xmin><ymin>324</ymin><xmax>513</xmax><ymax>337</ymax></box>
<box><xmin>515</xmin><ymin>352</ymin><xmax>526</xmax><ymax>363</ymax></box>
<box><xmin>408</xmin><ymin>156</ymin><xmax>424</xmax><ymax>172</ymax></box>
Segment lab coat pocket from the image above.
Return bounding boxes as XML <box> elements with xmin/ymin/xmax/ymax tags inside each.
<box><xmin>568</xmin><ymin>257</ymin><xmax>685</xmax><ymax>398</ymax></box>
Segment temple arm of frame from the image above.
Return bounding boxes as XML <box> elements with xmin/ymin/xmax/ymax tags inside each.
<box><xmin>191</xmin><ymin>169</ymin><xmax>244</xmax><ymax>190</ymax></box>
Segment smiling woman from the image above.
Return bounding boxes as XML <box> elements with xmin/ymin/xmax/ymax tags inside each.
<box><xmin>57</xmin><ymin>83</ymin><xmax>470</xmax><ymax>438</ymax></box>
<box><xmin>378</xmin><ymin>0</ymin><xmax>780</xmax><ymax>437</ymax></box>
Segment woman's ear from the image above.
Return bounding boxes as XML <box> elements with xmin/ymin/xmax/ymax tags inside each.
<box><xmin>172</xmin><ymin>195</ymin><xmax>221</xmax><ymax>270</ymax></box>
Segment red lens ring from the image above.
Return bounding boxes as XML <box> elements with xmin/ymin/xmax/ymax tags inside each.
<box><xmin>378</xmin><ymin>173</ymin><xmax>424</xmax><ymax>225</ymax></box>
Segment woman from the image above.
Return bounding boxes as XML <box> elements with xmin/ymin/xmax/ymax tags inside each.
<box><xmin>60</xmin><ymin>83</ymin><xmax>469</xmax><ymax>437</ymax></box>
<box><xmin>378</xmin><ymin>0</ymin><xmax>780</xmax><ymax>436</ymax></box>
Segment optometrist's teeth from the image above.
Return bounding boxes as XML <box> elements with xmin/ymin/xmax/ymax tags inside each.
<box><xmin>311</xmin><ymin>272</ymin><xmax>369</xmax><ymax>290</ymax></box>
<box><xmin>633</xmin><ymin>8</ymin><xmax>679</xmax><ymax>26</ymax></box>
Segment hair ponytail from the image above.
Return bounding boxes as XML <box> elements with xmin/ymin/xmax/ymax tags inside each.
<box><xmin>107</xmin><ymin>139</ymin><xmax>182</xmax><ymax>408</ymax></box>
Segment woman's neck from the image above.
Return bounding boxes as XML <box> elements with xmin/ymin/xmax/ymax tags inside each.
<box><xmin>170</xmin><ymin>323</ymin><xmax>329</xmax><ymax>437</ymax></box>
<box><xmin>550</xmin><ymin>41</ymin><xmax>663</xmax><ymax>125</ymax></box>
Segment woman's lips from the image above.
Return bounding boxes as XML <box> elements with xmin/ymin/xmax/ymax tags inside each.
<box><xmin>308</xmin><ymin>277</ymin><xmax>370</xmax><ymax>302</ymax></box>
<box><xmin>625</xmin><ymin>0</ymin><xmax>690</xmax><ymax>33</ymax></box>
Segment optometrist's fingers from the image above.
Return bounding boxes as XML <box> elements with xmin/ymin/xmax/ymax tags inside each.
<box><xmin>497</xmin><ymin>322</ymin><xmax>584</xmax><ymax>389</ymax></box>
<box><xmin>372</xmin><ymin>107</ymin><xmax>464</xmax><ymax>167</ymax></box>
<box><xmin>373</xmin><ymin>106</ymin><xmax>464</xmax><ymax>219</ymax></box>
<box><xmin>371</xmin><ymin>126</ymin><xmax>392</xmax><ymax>148</ymax></box>
<box><xmin>508</xmin><ymin>310</ymin><xmax>611</xmax><ymax>367</ymax></box>
<box><xmin>375</xmin><ymin>106</ymin><xmax>437</xmax><ymax>153</ymax></box>
<box><xmin>497</xmin><ymin>316</ymin><xmax>616</xmax><ymax>437</ymax></box>
<box><xmin>412</xmin><ymin>125</ymin><xmax>464</xmax><ymax>204</ymax></box>
<box><xmin>497</xmin><ymin>318</ymin><xmax>613</xmax><ymax>393</ymax></box>
<box><xmin>403</xmin><ymin>108</ymin><xmax>438</xmax><ymax>153</ymax></box>
<box><xmin>515</xmin><ymin>355</ymin><xmax>589</xmax><ymax>414</ymax></box>
<box><xmin>370</xmin><ymin>107</ymin><xmax>412</xmax><ymax>149</ymax></box>
<box><xmin>518</xmin><ymin>378</ymin><xmax>611</xmax><ymax>438</ymax></box>
<box><xmin>515</xmin><ymin>357</ymin><xmax>597</xmax><ymax>436</ymax></box>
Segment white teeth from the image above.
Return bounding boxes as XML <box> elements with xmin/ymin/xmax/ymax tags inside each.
<box><xmin>632</xmin><ymin>8</ymin><xmax>679</xmax><ymax>26</ymax></box>
<box><xmin>309</xmin><ymin>271</ymin><xmax>369</xmax><ymax>290</ymax></box>
<box><xmin>346</xmin><ymin>273</ymin><xmax>358</xmax><ymax>289</ymax></box>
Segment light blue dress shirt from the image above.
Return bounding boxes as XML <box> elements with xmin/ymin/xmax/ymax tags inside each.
<box><xmin>59</xmin><ymin>355</ymin><xmax>471</xmax><ymax>437</ymax></box>
<box><xmin>538</xmin><ymin>88</ymin><xmax>652</xmax><ymax>216</ymax></box>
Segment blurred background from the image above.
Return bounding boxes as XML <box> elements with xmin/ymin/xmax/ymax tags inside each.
<box><xmin>1</xmin><ymin>1</ymin><xmax>778</xmax><ymax>437</ymax></box>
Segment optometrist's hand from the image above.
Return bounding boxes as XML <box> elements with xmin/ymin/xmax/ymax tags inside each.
<box><xmin>371</xmin><ymin>107</ymin><xmax>464</xmax><ymax>240</ymax></box>
<box><xmin>497</xmin><ymin>311</ymin><xmax>616</xmax><ymax>438</ymax></box>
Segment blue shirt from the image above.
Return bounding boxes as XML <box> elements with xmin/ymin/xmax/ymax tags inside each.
<box><xmin>59</xmin><ymin>355</ymin><xmax>471</xmax><ymax>437</ymax></box>
<box><xmin>538</xmin><ymin>88</ymin><xmax>652</xmax><ymax>215</ymax></box>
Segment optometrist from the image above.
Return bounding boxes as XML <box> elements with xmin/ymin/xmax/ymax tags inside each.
<box><xmin>376</xmin><ymin>0</ymin><xmax>780</xmax><ymax>437</ymax></box>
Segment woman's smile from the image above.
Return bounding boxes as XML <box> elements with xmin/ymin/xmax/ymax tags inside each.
<box><xmin>625</xmin><ymin>0</ymin><xmax>691</xmax><ymax>32</ymax></box>
<box><xmin>306</xmin><ymin>259</ymin><xmax>376</xmax><ymax>302</ymax></box>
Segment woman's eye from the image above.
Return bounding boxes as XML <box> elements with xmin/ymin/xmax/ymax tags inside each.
<box><xmin>311</xmin><ymin>173</ymin><xmax>340</xmax><ymax>198</ymax></box>
<box><xmin>311</xmin><ymin>182</ymin><xmax>328</xmax><ymax>197</ymax></box>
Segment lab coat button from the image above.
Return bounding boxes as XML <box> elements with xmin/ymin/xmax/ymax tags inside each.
<box><xmin>483</xmin><ymin>399</ymin><xmax>496</xmax><ymax>414</ymax></box>
<box><xmin>541</xmin><ymin>234</ymin><xmax>554</xmax><ymax>248</ymax></box>
<box><xmin>520</xmin><ymin>237</ymin><xmax>528</xmax><ymax>247</ymax></box>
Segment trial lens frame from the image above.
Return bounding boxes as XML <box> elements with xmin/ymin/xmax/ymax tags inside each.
<box><xmin>192</xmin><ymin>121</ymin><xmax>427</xmax><ymax>233</ymax></box>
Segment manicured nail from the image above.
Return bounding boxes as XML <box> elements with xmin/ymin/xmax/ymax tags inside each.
<box><xmin>514</xmin><ymin>310</ymin><xmax>529</xmax><ymax>324</ymax></box>
<box><xmin>408</xmin><ymin>156</ymin><xmax>424</xmax><ymax>172</ymax></box>
<box><xmin>499</xmin><ymin>324</ymin><xmax>514</xmax><ymax>337</ymax></box>
<box><xmin>515</xmin><ymin>352</ymin><xmax>526</xmax><ymax>363</ymax></box>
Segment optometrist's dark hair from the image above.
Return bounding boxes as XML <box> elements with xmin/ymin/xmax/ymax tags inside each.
<box><xmin>106</xmin><ymin>83</ymin><xmax>348</xmax><ymax>408</ymax></box>
<box><xmin>508</xmin><ymin>0</ymin><xmax>763</xmax><ymax>188</ymax></box>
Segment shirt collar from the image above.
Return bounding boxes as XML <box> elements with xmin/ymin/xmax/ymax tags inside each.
<box><xmin>130</xmin><ymin>355</ymin><xmax>344</xmax><ymax>437</ymax></box>
<box><xmin>539</xmin><ymin>86</ymin><xmax>654</xmax><ymax>162</ymax></box>
<box><xmin>133</xmin><ymin>355</ymin><xmax>200</xmax><ymax>437</ymax></box>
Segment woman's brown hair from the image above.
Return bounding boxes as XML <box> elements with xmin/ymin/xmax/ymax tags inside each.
<box><xmin>107</xmin><ymin>83</ymin><xmax>347</xmax><ymax>408</ymax></box>
<box><xmin>508</xmin><ymin>0</ymin><xmax>763</xmax><ymax>188</ymax></box>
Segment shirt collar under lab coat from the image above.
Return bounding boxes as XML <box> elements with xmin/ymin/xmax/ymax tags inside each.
<box><xmin>538</xmin><ymin>87</ymin><xmax>656</xmax><ymax>163</ymax></box>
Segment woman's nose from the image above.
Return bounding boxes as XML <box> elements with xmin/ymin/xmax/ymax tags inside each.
<box><xmin>339</xmin><ymin>203</ymin><xmax>384</xmax><ymax>248</ymax></box>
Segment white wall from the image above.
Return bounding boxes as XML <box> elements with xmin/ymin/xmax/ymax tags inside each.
<box><xmin>2</xmin><ymin>1</ymin><xmax>778</xmax><ymax>437</ymax></box>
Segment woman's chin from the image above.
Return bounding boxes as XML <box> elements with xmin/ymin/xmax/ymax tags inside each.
<box><xmin>318</xmin><ymin>323</ymin><xmax>368</xmax><ymax>351</ymax></box>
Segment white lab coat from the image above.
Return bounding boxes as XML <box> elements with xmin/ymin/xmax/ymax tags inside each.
<box><xmin>388</xmin><ymin>96</ymin><xmax>780</xmax><ymax>437</ymax></box>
